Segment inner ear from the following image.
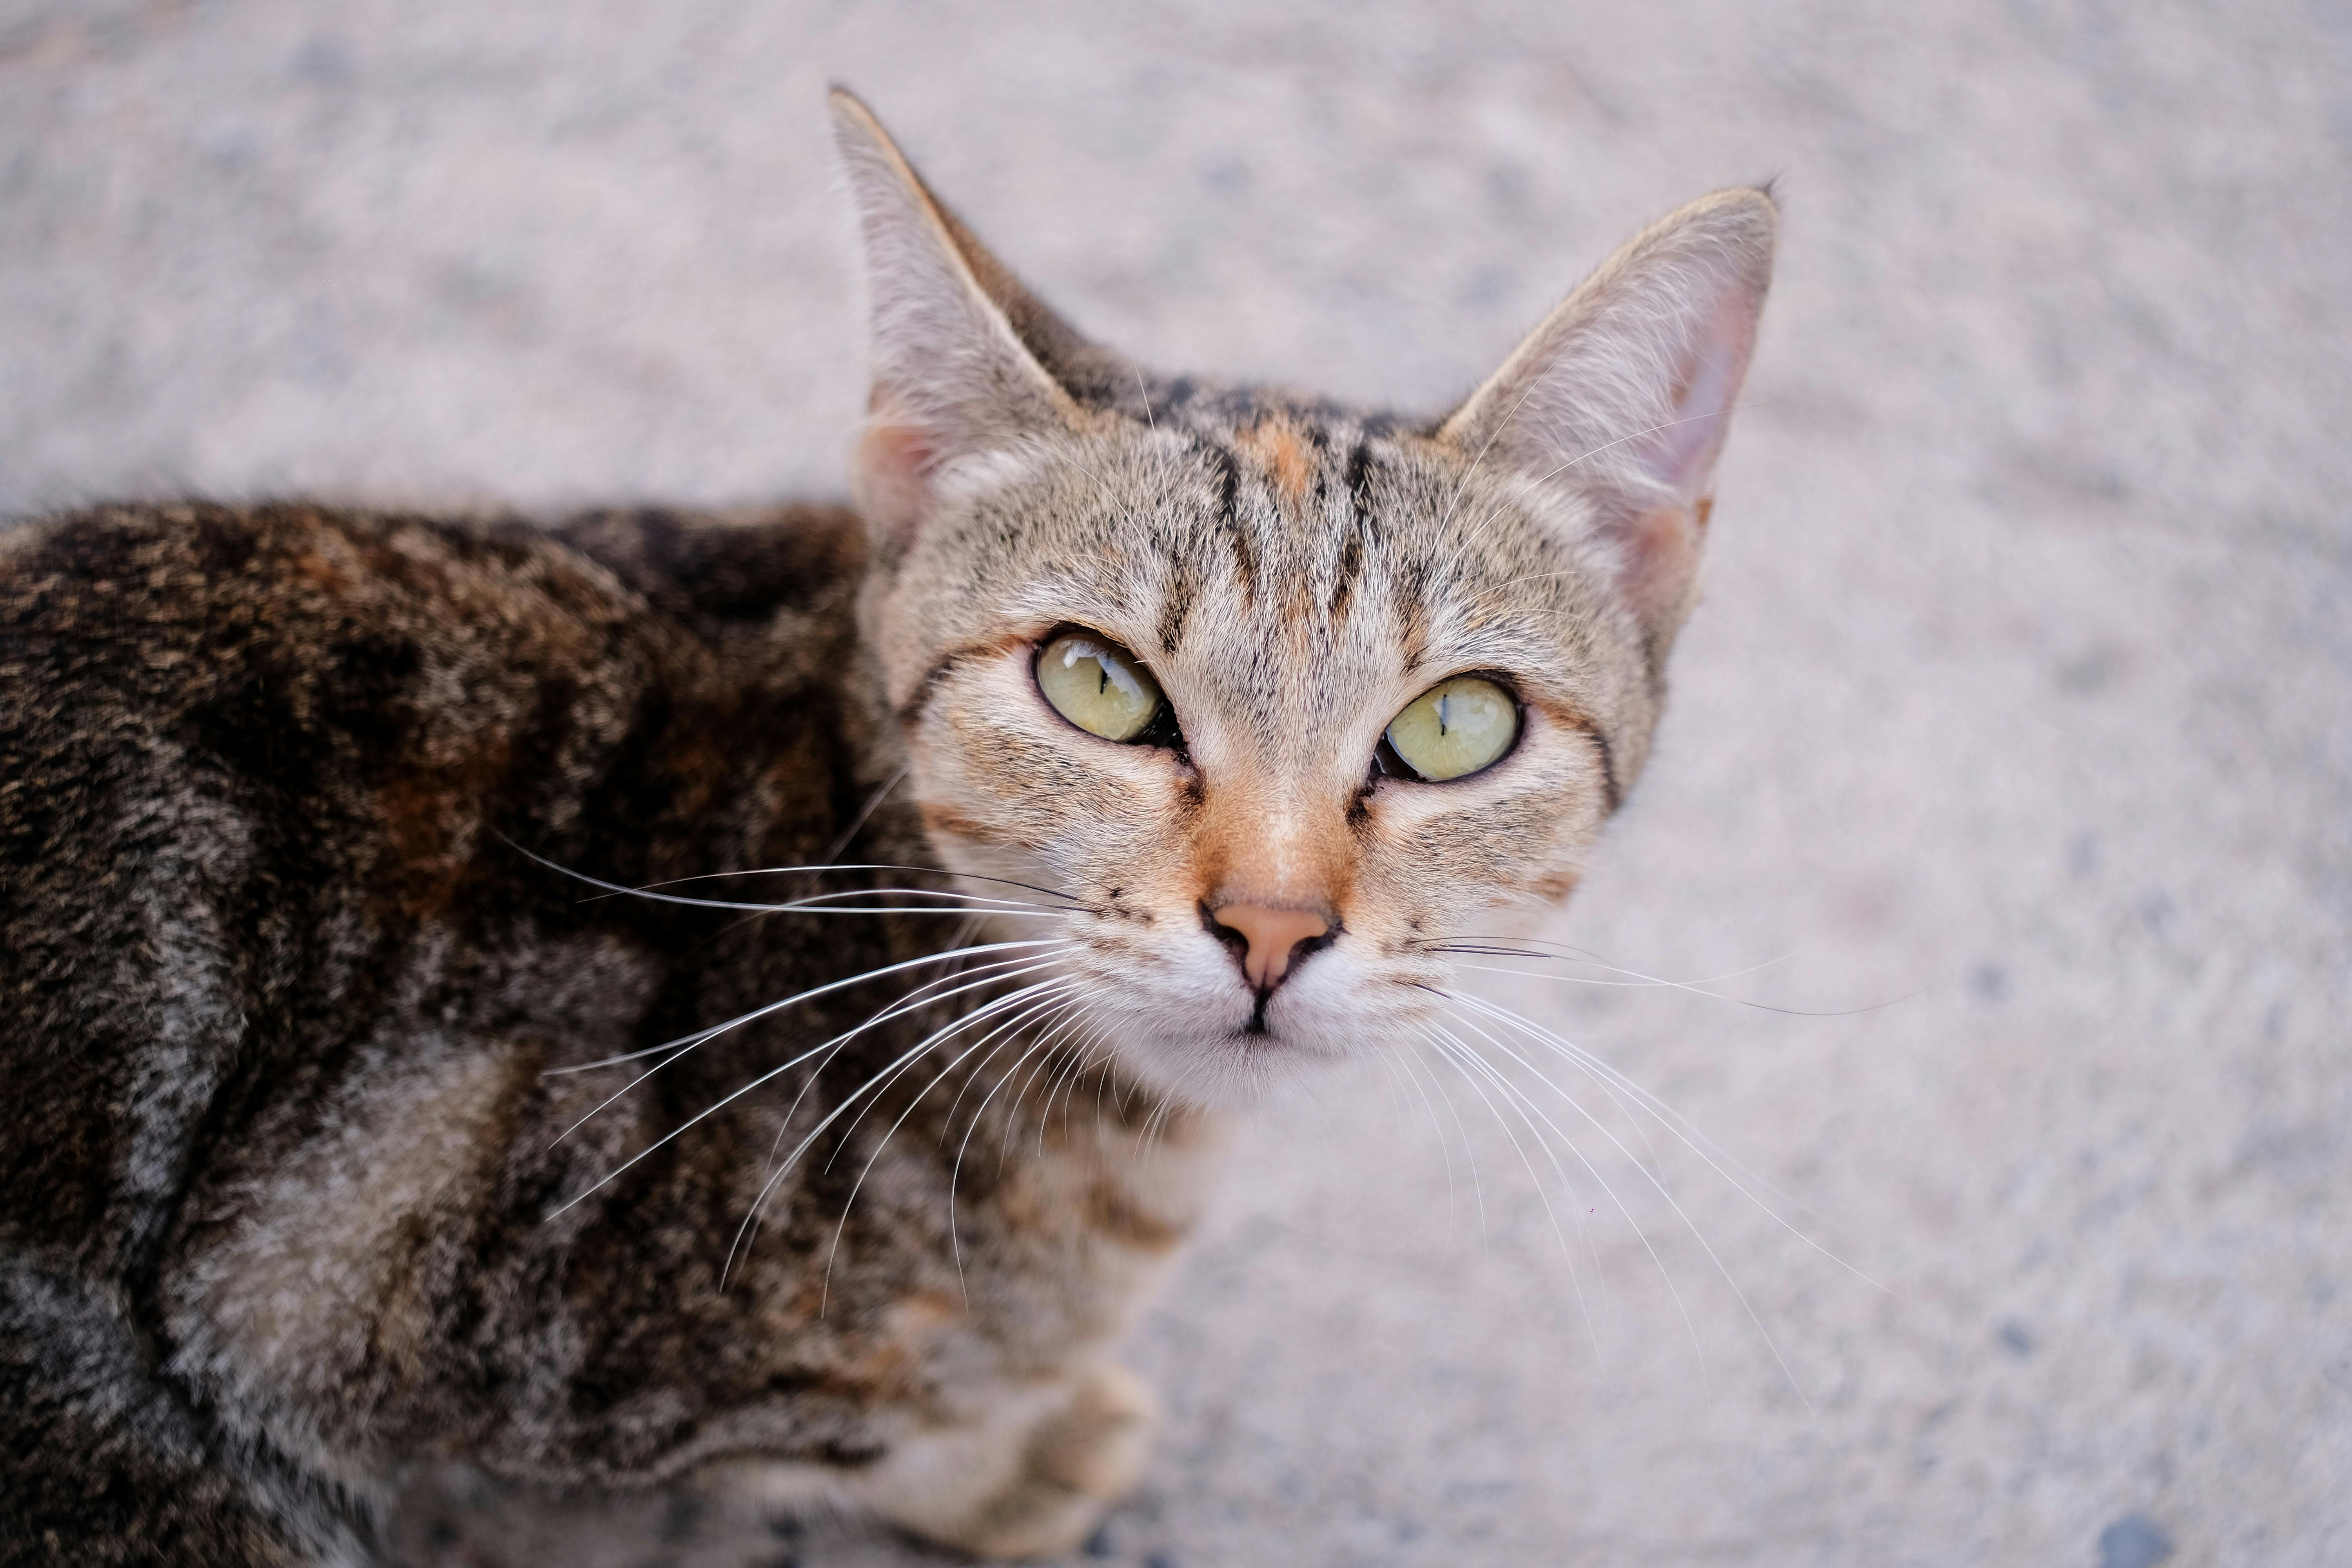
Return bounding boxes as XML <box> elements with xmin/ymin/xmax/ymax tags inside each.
<box><xmin>852</xmin><ymin>423</ymin><xmax>938</xmax><ymax>560</ymax></box>
<box><xmin>1616</xmin><ymin>494</ymin><xmax>1713</xmax><ymax>633</ymax></box>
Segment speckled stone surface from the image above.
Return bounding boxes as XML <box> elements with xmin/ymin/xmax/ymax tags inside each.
<box><xmin>5</xmin><ymin>2</ymin><xmax>2347</xmax><ymax>1563</ymax></box>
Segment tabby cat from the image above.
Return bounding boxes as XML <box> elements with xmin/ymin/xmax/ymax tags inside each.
<box><xmin>0</xmin><ymin>90</ymin><xmax>1775</xmax><ymax>1563</ymax></box>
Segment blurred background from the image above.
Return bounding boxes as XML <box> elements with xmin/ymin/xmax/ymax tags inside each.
<box><xmin>5</xmin><ymin>1</ymin><xmax>2348</xmax><ymax>1564</ymax></box>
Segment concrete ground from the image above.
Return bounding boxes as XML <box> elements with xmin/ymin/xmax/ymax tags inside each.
<box><xmin>5</xmin><ymin>1</ymin><xmax>2348</xmax><ymax>1563</ymax></box>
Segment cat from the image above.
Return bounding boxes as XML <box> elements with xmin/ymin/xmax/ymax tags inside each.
<box><xmin>0</xmin><ymin>88</ymin><xmax>1775</xmax><ymax>1565</ymax></box>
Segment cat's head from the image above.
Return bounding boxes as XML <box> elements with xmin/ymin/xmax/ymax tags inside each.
<box><xmin>831</xmin><ymin>91</ymin><xmax>1774</xmax><ymax>1107</ymax></box>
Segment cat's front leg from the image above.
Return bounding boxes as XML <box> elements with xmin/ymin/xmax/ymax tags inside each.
<box><xmin>844</xmin><ymin>1361</ymin><xmax>1159</xmax><ymax>1559</ymax></box>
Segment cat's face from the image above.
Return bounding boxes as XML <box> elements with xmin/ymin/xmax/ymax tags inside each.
<box><xmin>833</xmin><ymin>92</ymin><xmax>1774</xmax><ymax>1105</ymax></box>
<box><xmin>861</xmin><ymin>407</ymin><xmax>1632</xmax><ymax>1102</ymax></box>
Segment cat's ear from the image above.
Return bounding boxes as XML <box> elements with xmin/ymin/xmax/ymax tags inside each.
<box><xmin>1440</xmin><ymin>189</ymin><xmax>1777</xmax><ymax>642</ymax></box>
<box><xmin>829</xmin><ymin>88</ymin><xmax>1091</xmax><ymax>554</ymax></box>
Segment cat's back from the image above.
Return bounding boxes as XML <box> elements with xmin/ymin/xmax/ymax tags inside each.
<box><xmin>0</xmin><ymin>498</ymin><xmax>868</xmax><ymax>731</ymax></box>
<box><xmin>0</xmin><ymin>499</ymin><xmax>871</xmax><ymax>1273</ymax></box>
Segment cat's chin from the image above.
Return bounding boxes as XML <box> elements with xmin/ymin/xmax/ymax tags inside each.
<box><xmin>1106</xmin><ymin>1029</ymin><xmax>1355</xmax><ymax>1111</ymax></box>
<box><xmin>1090</xmin><ymin>995</ymin><xmax>1413</xmax><ymax>1112</ymax></box>
<box><xmin>1054</xmin><ymin>945</ymin><xmax>1441</xmax><ymax>1111</ymax></box>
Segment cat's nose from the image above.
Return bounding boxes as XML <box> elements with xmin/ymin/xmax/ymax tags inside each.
<box><xmin>1207</xmin><ymin>903</ymin><xmax>1332</xmax><ymax>992</ymax></box>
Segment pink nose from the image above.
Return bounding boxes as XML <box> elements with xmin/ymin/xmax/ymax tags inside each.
<box><xmin>1209</xmin><ymin>903</ymin><xmax>1332</xmax><ymax>991</ymax></box>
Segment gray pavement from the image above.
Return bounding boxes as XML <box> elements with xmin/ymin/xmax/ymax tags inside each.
<box><xmin>5</xmin><ymin>2</ymin><xmax>2348</xmax><ymax>1563</ymax></box>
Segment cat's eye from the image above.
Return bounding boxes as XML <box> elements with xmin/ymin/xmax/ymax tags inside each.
<box><xmin>1382</xmin><ymin>675</ymin><xmax>1519</xmax><ymax>782</ymax></box>
<box><xmin>1035</xmin><ymin>630</ymin><xmax>1167</xmax><ymax>743</ymax></box>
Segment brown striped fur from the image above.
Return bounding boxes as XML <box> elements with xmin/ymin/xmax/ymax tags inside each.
<box><xmin>0</xmin><ymin>89</ymin><xmax>1773</xmax><ymax>1564</ymax></box>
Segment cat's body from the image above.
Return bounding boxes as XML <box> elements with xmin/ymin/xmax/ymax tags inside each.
<box><xmin>1</xmin><ymin>500</ymin><xmax>1208</xmax><ymax>1562</ymax></box>
<box><xmin>0</xmin><ymin>93</ymin><xmax>1776</xmax><ymax>1563</ymax></box>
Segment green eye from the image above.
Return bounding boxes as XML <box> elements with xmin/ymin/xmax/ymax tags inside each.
<box><xmin>1036</xmin><ymin>631</ymin><xmax>1167</xmax><ymax>742</ymax></box>
<box><xmin>1384</xmin><ymin>675</ymin><xmax>1519</xmax><ymax>781</ymax></box>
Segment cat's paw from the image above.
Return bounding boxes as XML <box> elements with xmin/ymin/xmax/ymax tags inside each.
<box><xmin>927</xmin><ymin>1363</ymin><xmax>1158</xmax><ymax>1560</ymax></box>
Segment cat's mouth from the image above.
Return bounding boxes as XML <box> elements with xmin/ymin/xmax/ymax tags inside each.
<box><xmin>1044</xmin><ymin>921</ymin><xmax>1450</xmax><ymax>1108</ymax></box>
<box><xmin>1198</xmin><ymin>900</ymin><xmax>1341</xmax><ymax>1037</ymax></box>
<box><xmin>1232</xmin><ymin>955</ymin><xmax>1338</xmax><ymax>1040</ymax></box>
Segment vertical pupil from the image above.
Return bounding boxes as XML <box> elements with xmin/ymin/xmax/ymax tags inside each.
<box><xmin>1097</xmin><ymin>659</ymin><xmax>1109</xmax><ymax>695</ymax></box>
<box><xmin>1437</xmin><ymin>691</ymin><xmax>1450</xmax><ymax>737</ymax></box>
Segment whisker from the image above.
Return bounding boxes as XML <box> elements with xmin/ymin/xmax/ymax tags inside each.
<box><xmin>996</xmin><ymin>1007</ymin><xmax>1092</xmax><ymax>1178</ymax></box>
<box><xmin>505</xmin><ymin>838</ymin><xmax>1086</xmax><ymax>912</ymax></box>
<box><xmin>942</xmin><ymin>1025</ymin><xmax>1033</xmax><ymax>1305</ymax></box>
<box><xmin>550</xmin><ymin>949</ymin><xmax>1077</xmax><ymax>1213</ymax></box>
<box><xmin>817</xmin><ymin>981</ymin><xmax>1075</xmax><ymax>1181</ymax></box>
<box><xmin>1417</xmin><ymin>1018</ymin><xmax>1606</xmax><ymax>1226</ymax></box>
<box><xmin>1423</xmin><ymin>1018</ymin><xmax>1626</xmax><ymax>1286</ymax></box>
<box><xmin>1131</xmin><ymin>1076</ymin><xmax>1182</xmax><ymax>1162</ymax></box>
<box><xmin>1434</xmin><ymin>1009</ymin><xmax>1710</xmax><ymax>1382</ymax></box>
<box><xmin>726</xmin><ymin>975</ymin><xmax>1083</xmax><ymax>1287</ymax></box>
<box><xmin>1412</xmin><ymin>1021</ymin><xmax>1604</xmax><ymax>1365</ymax></box>
<box><xmin>546</xmin><ymin>955</ymin><xmax>1076</xmax><ymax>1221</ymax></box>
<box><xmin>1059</xmin><ymin>1031</ymin><xmax>1120</xmax><ymax>1141</ymax></box>
<box><xmin>1439</xmin><ymin>998</ymin><xmax>1713</xmax><ymax>1302</ymax></box>
<box><xmin>1367</xmin><ymin>1042</ymin><xmax>1414</xmax><ymax>1125</ymax></box>
<box><xmin>1402</xmin><ymin>1025</ymin><xmax>1609</xmax><ymax>1363</ymax></box>
<box><xmin>1379</xmin><ymin>1042</ymin><xmax>1462</xmax><ymax>1226</ymax></box>
<box><xmin>1094</xmin><ymin>1038</ymin><xmax>1117</xmax><ymax>1124</ymax></box>
<box><xmin>1436</xmin><ymin>991</ymin><xmax>1827</xmax><ymax>1417</ymax></box>
<box><xmin>775</xmin><ymin>958</ymin><xmax>1079</xmax><ymax>1179</ymax></box>
<box><xmin>1449</xmin><ymin>985</ymin><xmax>1687</xmax><ymax>1194</ymax></box>
<box><xmin>1030</xmin><ymin>1001</ymin><xmax>1120</xmax><ymax>1161</ymax></box>
<box><xmin>547</xmin><ymin>939</ymin><xmax>1067</xmax><ymax>1079</ymax></box>
<box><xmin>1427</xmin><ymin>939</ymin><xmax>1917</xmax><ymax>1018</ymax></box>
<box><xmin>945</xmin><ymin>1026</ymin><xmax>1068</xmax><ymax>1298</ymax></box>
<box><xmin>1036</xmin><ymin>1026</ymin><xmax>1104</xmax><ymax>1157</ymax></box>
<box><xmin>812</xmin><ymin>984</ymin><xmax>1087</xmax><ymax>1308</ymax></box>
<box><xmin>1402</xmin><ymin>1034</ymin><xmax>1488</xmax><ymax>1241</ymax></box>
<box><xmin>751</xmin><ymin>942</ymin><xmax>1051</xmax><ymax>1178</ymax></box>
<box><xmin>1017</xmin><ymin>1005</ymin><xmax>1107</xmax><ymax>1162</ymax></box>
<box><xmin>630</xmin><ymin>893</ymin><xmax>1076</xmax><ymax>918</ymax></box>
<box><xmin>1426</xmin><ymin>939</ymin><xmax>1798</xmax><ymax>990</ymax></box>
<box><xmin>817</xmin><ymin>762</ymin><xmax>910</xmax><ymax>868</ymax></box>
<box><xmin>1453</xmin><ymin>978</ymin><xmax>1757</xmax><ymax>1180</ymax></box>
<box><xmin>1448</xmin><ymin>989</ymin><xmax>1886</xmax><ymax>1293</ymax></box>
